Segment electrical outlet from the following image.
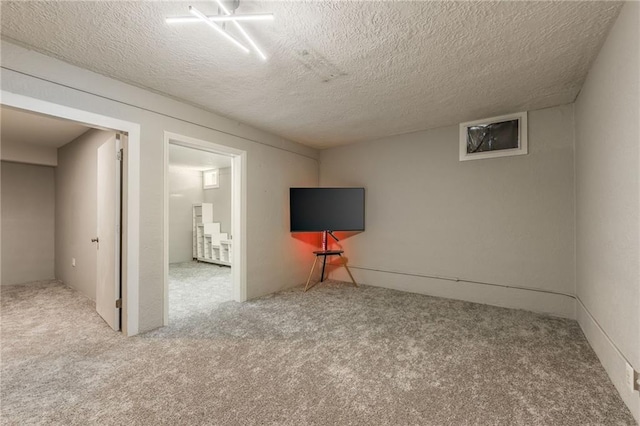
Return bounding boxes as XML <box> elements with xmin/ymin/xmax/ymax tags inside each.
<box><xmin>626</xmin><ymin>362</ymin><xmax>639</xmax><ymax>392</ymax></box>
<box><xmin>72</xmin><ymin>258</ymin><xmax>76</xmax><ymax>267</ymax></box>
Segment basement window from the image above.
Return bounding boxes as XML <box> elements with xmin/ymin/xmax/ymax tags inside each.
<box><xmin>203</xmin><ymin>169</ymin><xmax>219</xmax><ymax>189</ymax></box>
<box><xmin>459</xmin><ymin>111</ymin><xmax>528</xmax><ymax>161</ymax></box>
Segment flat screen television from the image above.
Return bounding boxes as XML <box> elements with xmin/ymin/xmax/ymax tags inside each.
<box><xmin>290</xmin><ymin>187</ymin><xmax>365</xmax><ymax>232</ymax></box>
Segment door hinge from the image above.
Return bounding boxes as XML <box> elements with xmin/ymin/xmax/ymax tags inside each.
<box><xmin>115</xmin><ymin>299</ymin><xmax>122</xmax><ymax>309</ymax></box>
<box><xmin>117</xmin><ymin>149</ymin><xmax>123</xmax><ymax>161</ymax></box>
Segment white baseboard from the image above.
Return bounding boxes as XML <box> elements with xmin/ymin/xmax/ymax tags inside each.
<box><xmin>577</xmin><ymin>300</ymin><xmax>640</xmax><ymax>423</ymax></box>
<box><xmin>329</xmin><ymin>267</ymin><xmax>576</xmax><ymax>319</ymax></box>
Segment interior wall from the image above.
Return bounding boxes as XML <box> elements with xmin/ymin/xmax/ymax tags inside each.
<box><xmin>0</xmin><ymin>140</ymin><xmax>57</xmax><ymax>166</ymax></box>
<box><xmin>204</xmin><ymin>167</ymin><xmax>231</xmax><ymax>236</ymax></box>
<box><xmin>320</xmin><ymin>104</ymin><xmax>576</xmax><ymax>318</ymax></box>
<box><xmin>168</xmin><ymin>166</ymin><xmax>203</xmax><ymax>264</ymax></box>
<box><xmin>1</xmin><ymin>40</ymin><xmax>320</xmax><ymax>332</ymax></box>
<box><xmin>56</xmin><ymin>129</ymin><xmax>116</xmax><ymax>301</ymax></box>
<box><xmin>574</xmin><ymin>1</ymin><xmax>639</xmax><ymax>420</ymax></box>
<box><xmin>1</xmin><ymin>161</ymin><xmax>55</xmax><ymax>285</ymax></box>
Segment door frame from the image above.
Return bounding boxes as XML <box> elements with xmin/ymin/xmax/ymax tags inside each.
<box><xmin>163</xmin><ymin>132</ymin><xmax>247</xmax><ymax>326</ymax></box>
<box><xmin>1</xmin><ymin>91</ymin><xmax>141</xmax><ymax>336</ymax></box>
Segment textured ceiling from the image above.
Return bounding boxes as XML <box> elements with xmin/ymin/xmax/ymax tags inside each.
<box><xmin>169</xmin><ymin>143</ymin><xmax>232</xmax><ymax>171</ymax></box>
<box><xmin>1</xmin><ymin>105</ymin><xmax>90</xmax><ymax>148</ymax></box>
<box><xmin>0</xmin><ymin>1</ymin><xmax>622</xmax><ymax>149</ymax></box>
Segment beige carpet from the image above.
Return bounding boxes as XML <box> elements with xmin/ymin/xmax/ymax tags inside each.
<box><xmin>1</xmin><ymin>280</ymin><xmax>635</xmax><ymax>425</ymax></box>
<box><xmin>168</xmin><ymin>261</ymin><xmax>233</xmax><ymax>323</ymax></box>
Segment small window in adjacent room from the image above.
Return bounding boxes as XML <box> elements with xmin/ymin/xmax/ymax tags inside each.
<box><xmin>459</xmin><ymin>111</ymin><xmax>527</xmax><ymax>161</ymax></box>
<box><xmin>203</xmin><ymin>169</ymin><xmax>219</xmax><ymax>189</ymax></box>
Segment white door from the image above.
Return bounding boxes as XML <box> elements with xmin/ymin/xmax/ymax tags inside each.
<box><xmin>96</xmin><ymin>134</ymin><xmax>121</xmax><ymax>331</ymax></box>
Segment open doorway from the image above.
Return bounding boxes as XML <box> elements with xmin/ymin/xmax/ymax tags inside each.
<box><xmin>1</xmin><ymin>92</ymin><xmax>140</xmax><ymax>336</ymax></box>
<box><xmin>168</xmin><ymin>144</ymin><xmax>233</xmax><ymax>321</ymax></box>
<box><xmin>163</xmin><ymin>133</ymin><xmax>246</xmax><ymax>326</ymax></box>
<box><xmin>1</xmin><ymin>105</ymin><xmax>124</xmax><ymax>331</ymax></box>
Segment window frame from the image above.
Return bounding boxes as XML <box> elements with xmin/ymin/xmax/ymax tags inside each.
<box><xmin>203</xmin><ymin>168</ymin><xmax>219</xmax><ymax>189</ymax></box>
<box><xmin>459</xmin><ymin>111</ymin><xmax>528</xmax><ymax>161</ymax></box>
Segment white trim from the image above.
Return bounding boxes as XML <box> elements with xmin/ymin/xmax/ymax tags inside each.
<box><xmin>1</xmin><ymin>91</ymin><xmax>141</xmax><ymax>336</ymax></box>
<box><xmin>328</xmin><ymin>267</ymin><xmax>576</xmax><ymax>319</ymax></box>
<box><xmin>235</xmin><ymin>150</ymin><xmax>248</xmax><ymax>302</ymax></box>
<box><xmin>577</xmin><ymin>299</ymin><xmax>640</xmax><ymax>422</ymax></box>
<box><xmin>459</xmin><ymin>111</ymin><xmax>528</xmax><ymax>161</ymax></box>
<box><xmin>163</xmin><ymin>132</ymin><xmax>247</xmax><ymax>326</ymax></box>
<box><xmin>163</xmin><ymin>136</ymin><xmax>170</xmax><ymax>325</ymax></box>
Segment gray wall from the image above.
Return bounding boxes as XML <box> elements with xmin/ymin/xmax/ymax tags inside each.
<box><xmin>56</xmin><ymin>129</ymin><xmax>116</xmax><ymax>301</ymax></box>
<box><xmin>1</xmin><ymin>161</ymin><xmax>55</xmax><ymax>285</ymax></box>
<box><xmin>2</xmin><ymin>40</ymin><xmax>320</xmax><ymax>332</ymax></box>
<box><xmin>0</xmin><ymin>140</ymin><xmax>57</xmax><ymax>166</ymax></box>
<box><xmin>168</xmin><ymin>166</ymin><xmax>203</xmax><ymax>264</ymax></box>
<box><xmin>574</xmin><ymin>1</ymin><xmax>639</xmax><ymax>420</ymax></box>
<box><xmin>320</xmin><ymin>104</ymin><xmax>575</xmax><ymax>317</ymax></box>
<box><xmin>169</xmin><ymin>166</ymin><xmax>233</xmax><ymax>263</ymax></box>
<box><xmin>204</xmin><ymin>167</ymin><xmax>231</xmax><ymax>236</ymax></box>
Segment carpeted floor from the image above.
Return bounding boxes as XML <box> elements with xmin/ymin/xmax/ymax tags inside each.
<box><xmin>1</xmin><ymin>280</ymin><xmax>635</xmax><ymax>425</ymax></box>
<box><xmin>168</xmin><ymin>261</ymin><xmax>233</xmax><ymax>324</ymax></box>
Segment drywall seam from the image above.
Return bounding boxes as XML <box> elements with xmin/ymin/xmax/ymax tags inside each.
<box><xmin>1</xmin><ymin>66</ymin><xmax>319</xmax><ymax>162</ymax></box>
<box><xmin>348</xmin><ymin>265</ymin><xmax>576</xmax><ymax>299</ymax></box>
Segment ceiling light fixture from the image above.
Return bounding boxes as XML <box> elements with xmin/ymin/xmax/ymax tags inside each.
<box><xmin>211</xmin><ymin>0</ymin><xmax>268</xmax><ymax>61</ymax></box>
<box><xmin>168</xmin><ymin>1</ymin><xmax>272</xmax><ymax>60</ymax></box>
<box><xmin>188</xmin><ymin>6</ymin><xmax>250</xmax><ymax>54</ymax></box>
<box><xmin>166</xmin><ymin>14</ymin><xmax>274</xmax><ymax>24</ymax></box>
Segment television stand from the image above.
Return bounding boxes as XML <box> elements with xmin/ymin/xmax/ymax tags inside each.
<box><xmin>304</xmin><ymin>231</ymin><xmax>358</xmax><ymax>292</ymax></box>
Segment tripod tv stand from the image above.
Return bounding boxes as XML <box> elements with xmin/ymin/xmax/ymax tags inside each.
<box><xmin>304</xmin><ymin>230</ymin><xmax>358</xmax><ymax>292</ymax></box>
